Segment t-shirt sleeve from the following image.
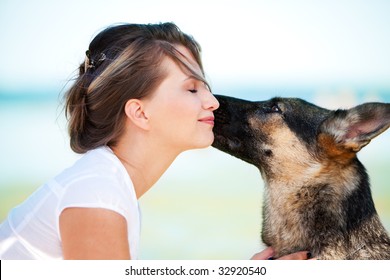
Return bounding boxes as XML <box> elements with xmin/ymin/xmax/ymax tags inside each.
<box><xmin>56</xmin><ymin>175</ymin><xmax>130</xmax><ymax>220</ymax></box>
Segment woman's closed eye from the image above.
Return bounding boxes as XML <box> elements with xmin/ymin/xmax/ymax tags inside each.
<box><xmin>188</xmin><ymin>89</ymin><xmax>198</xmax><ymax>93</ymax></box>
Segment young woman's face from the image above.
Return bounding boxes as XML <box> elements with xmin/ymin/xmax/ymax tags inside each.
<box><xmin>144</xmin><ymin>46</ymin><xmax>219</xmax><ymax>152</ymax></box>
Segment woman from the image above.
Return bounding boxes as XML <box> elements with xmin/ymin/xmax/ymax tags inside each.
<box><xmin>0</xmin><ymin>22</ymin><xmax>310</xmax><ymax>260</ymax></box>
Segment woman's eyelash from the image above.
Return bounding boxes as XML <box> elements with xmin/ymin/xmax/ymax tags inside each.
<box><xmin>189</xmin><ymin>89</ymin><xmax>198</xmax><ymax>93</ymax></box>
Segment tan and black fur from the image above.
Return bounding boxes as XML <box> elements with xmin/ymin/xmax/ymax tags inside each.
<box><xmin>212</xmin><ymin>95</ymin><xmax>390</xmax><ymax>259</ymax></box>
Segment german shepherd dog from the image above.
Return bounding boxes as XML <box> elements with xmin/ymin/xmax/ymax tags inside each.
<box><xmin>212</xmin><ymin>95</ymin><xmax>390</xmax><ymax>259</ymax></box>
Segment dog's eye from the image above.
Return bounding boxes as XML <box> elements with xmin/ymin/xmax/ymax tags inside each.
<box><xmin>271</xmin><ymin>105</ymin><xmax>281</xmax><ymax>112</ymax></box>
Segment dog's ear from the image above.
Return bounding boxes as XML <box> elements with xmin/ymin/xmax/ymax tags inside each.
<box><xmin>319</xmin><ymin>103</ymin><xmax>390</xmax><ymax>153</ymax></box>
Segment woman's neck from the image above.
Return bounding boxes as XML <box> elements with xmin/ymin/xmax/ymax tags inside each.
<box><xmin>110</xmin><ymin>135</ymin><xmax>180</xmax><ymax>199</ymax></box>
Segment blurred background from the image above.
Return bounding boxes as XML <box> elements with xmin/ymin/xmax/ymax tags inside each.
<box><xmin>0</xmin><ymin>0</ymin><xmax>389</xmax><ymax>259</ymax></box>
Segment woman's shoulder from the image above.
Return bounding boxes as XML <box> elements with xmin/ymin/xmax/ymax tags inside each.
<box><xmin>56</xmin><ymin>146</ymin><xmax>126</xmax><ymax>182</ymax></box>
<box><xmin>53</xmin><ymin>146</ymin><xmax>135</xmax><ymax>200</ymax></box>
<box><xmin>52</xmin><ymin>146</ymin><xmax>137</xmax><ymax>217</ymax></box>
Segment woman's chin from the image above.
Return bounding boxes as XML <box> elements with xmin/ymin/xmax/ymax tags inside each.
<box><xmin>198</xmin><ymin>134</ymin><xmax>215</xmax><ymax>149</ymax></box>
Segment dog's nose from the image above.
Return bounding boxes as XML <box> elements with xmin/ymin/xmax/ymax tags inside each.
<box><xmin>214</xmin><ymin>108</ymin><xmax>230</xmax><ymax>125</ymax></box>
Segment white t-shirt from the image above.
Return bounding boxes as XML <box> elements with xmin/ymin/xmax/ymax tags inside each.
<box><xmin>0</xmin><ymin>146</ymin><xmax>140</xmax><ymax>259</ymax></box>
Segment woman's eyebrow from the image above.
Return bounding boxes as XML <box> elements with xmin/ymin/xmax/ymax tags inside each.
<box><xmin>183</xmin><ymin>74</ymin><xmax>207</xmax><ymax>82</ymax></box>
<box><xmin>182</xmin><ymin>75</ymin><xmax>198</xmax><ymax>82</ymax></box>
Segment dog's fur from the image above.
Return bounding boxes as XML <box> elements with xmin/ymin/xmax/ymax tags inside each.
<box><xmin>212</xmin><ymin>95</ymin><xmax>390</xmax><ymax>259</ymax></box>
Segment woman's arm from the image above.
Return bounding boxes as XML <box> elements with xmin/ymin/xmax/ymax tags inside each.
<box><xmin>59</xmin><ymin>208</ymin><xmax>131</xmax><ymax>259</ymax></box>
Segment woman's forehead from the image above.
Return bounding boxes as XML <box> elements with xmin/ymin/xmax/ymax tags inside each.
<box><xmin>174</xmin><ymin>45</ymin><xmax>202</xmax><ymax>72</ymax></box>
<box><xmin>161</xmin><ymin>56</ymin><xmax>195</xmax><ymax>80</ymax></box>
<box><xmin>159</xmin><ymin>44</ymin><xmax>208</xmax><ymax>88</ymax></box>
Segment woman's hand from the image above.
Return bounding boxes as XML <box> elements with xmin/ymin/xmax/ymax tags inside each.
<box><xmin>251</xmin><ymin>247</ymin><xmax>313</xmax><ymax>260</ymax></box>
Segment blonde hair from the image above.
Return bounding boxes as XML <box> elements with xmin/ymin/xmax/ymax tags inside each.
<box><xmin>65</xmin><ymin>23</ymin><xmax>208</xmax><ymax>153</ymax></box>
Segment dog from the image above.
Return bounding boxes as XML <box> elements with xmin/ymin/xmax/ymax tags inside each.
<box><xmin>212</xmin><ymin>95</ymin><xmax>390</xmax><ymax>259</ymax></box>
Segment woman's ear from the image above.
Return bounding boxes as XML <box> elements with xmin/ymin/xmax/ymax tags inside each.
<box><xmin>124</xmin><ymin>99</ymin><xmax>150</xmax><ymax>130</ymax></box>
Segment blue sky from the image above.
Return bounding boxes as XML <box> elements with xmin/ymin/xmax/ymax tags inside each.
<box><xmin>0</xmin><ymin>0</ymin><xmax>390</xmax><ymax>91</ymax></box>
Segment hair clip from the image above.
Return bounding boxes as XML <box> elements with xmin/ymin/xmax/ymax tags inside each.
<box><xmin>84</xmin><ymin>50</ymin><xmax>106</xmax><ymax>72</ymax></box>
<box><xmin>96</xmin><ymin>52</ymin><xmax>106</xmax><ymax>63</ymax></box>
<box><xmin>84</xmin><ymin>50</ymin><xmax>94</xmax><ymax>71</ymax></box>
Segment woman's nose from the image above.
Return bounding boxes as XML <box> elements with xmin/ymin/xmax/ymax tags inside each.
<box><xmin>202</xmin><ymin>90</ymin><xmax>220</xmax><ymax>111</ymax></box>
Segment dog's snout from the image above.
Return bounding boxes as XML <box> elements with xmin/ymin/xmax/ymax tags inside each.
<box><xmin>214</xmin><ymin>108</ymin><xmax>230</xmax><ymax>125</ymax></box>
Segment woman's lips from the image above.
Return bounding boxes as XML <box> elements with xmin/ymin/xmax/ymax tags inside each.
<box><xmin>198</xmin><ymin>116</ymin><xmax>215</xmax><ymax>126</ymax></box>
